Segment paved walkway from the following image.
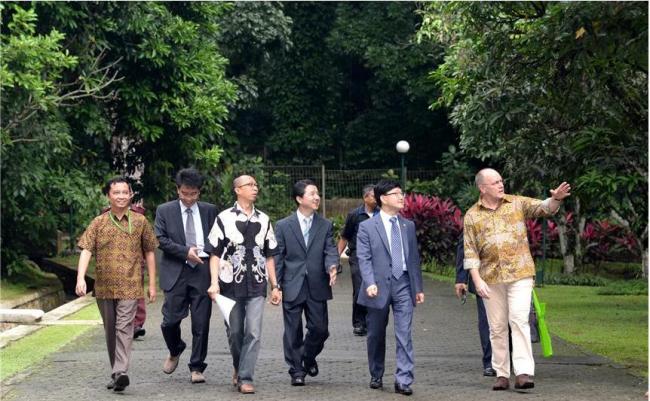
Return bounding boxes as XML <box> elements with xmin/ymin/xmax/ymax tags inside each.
<box><xmin>3</xmin><ymin>265</ymin><xmax>646</xmax><ymax>401</ymax></box>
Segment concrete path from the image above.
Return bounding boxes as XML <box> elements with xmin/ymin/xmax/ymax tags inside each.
<box><xmin>3</xmin><ymin>266</ymin><xmax>646</xmax><ymax>400</ymax></box>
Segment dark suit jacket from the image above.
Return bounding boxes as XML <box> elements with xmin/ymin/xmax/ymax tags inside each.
<box><xmin>154</xmin><ymin>200</ymin><xmax>218</xmax><ymax>292</ymax></box>
<box><xmin>454</xmin><ymin>231</ymin><xmax>476</xmax><ymax>293</ymax></box>
<box><xmin>274</xmin><ymin>212</ymin><xmax>339</xmax><ymax>303</ymax></box>
<box><xmin>356</xmin><ymin>214</ymin><xmax>424</xmax><ymax>309</ymax></box>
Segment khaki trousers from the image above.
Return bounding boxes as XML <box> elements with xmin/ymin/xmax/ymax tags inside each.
<box><xmin>483</xmin><ymin>277</ymin><xmax>534</xmax><ymax>378</ymax></box>
<box><xmin>97</xmin><ymin>299</ymin><xmax>138</xmax><ymax>377</ymax></box>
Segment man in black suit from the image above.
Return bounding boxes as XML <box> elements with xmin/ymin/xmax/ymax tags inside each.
<box><xmin>274</xmin><ymin>179</ymin><xmax>339</xmax><ymax>386</ymax></box>
<box><xmin>155</xmin><ymin>168</ymin><xmax>218</xmax><ymax>384</ymax></box>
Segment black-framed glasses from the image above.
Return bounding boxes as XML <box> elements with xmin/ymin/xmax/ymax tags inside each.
<box><xmin>384</xmin><ymin>191</ymin><xmax>405</xmax><ymax>198</ymax></box>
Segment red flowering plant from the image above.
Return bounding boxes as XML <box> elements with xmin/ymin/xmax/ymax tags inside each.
<box><xmin>581</xmin><ymin>220</ymin><xmax>638</xmax><ymax>264</ymax></box>
<box><xmin>400</xmin><ymin>193</ymin><xmax>463</xmax><ymax>263</ymax></box>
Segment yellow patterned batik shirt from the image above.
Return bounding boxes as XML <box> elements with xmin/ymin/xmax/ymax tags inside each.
<box><xmin>463</xmin><ymin>194</ymin><xmax>558</xmax><ymax>284</ymax></box>
<box><xmin>78</xmin><ymin>211</ymin><xmax>158</xmax><ymax>299</ymax></box>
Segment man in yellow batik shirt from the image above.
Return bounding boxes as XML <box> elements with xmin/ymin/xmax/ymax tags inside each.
<box><xmin>463</xmin><ymin>168</ymin><xmax>571</xmax><ymax>391</ymax></box>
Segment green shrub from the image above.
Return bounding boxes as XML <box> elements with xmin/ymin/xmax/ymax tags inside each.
<box><xmin>541</xmin><ymin>272</ymin><xmax>607</xmax><ymax>287</ymax></box>
<box><xmin>597</xmin><ymin>280</ymin><xmax>648</xmax><ymax>296</ymax></box>
<box><xmin>421</xmin><ymin>260</ymin><xmax>455</xmax><ymax>277</ymax></box>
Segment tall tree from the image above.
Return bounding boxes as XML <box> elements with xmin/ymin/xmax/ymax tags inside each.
<box><xmin>226</xmin><ymin>2</ymin><xmax>455</xmax><ymax>170</ymax></box>
<box><xmin>1</xmin><ymin>2</ymin><xmax>237</xmax><ymax>273</ymax></box>
<box><xmin>419</xmin><ymin>2</ymin><xmax>648</xmax><ymax>274</ymax></box>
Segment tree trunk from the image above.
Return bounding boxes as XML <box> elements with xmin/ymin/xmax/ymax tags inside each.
<box><xmin>642</xmin><ymin>248</ymin><xmax>648</xmax><ymax>279</ymax></box>
<box><xmin>572</xmin><ymin>197</ymin><xmax>584</xmax><ymax>269</ymax></box>
<box><xmin>557</xmin><ymin>217</ymin><xmax>575</xmax><ymax>274</ymax></box>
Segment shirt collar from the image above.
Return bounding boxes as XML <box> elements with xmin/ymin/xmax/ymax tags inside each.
<box><xmin>296</xmin><ymin>209</ymin><xmax>314</xmax><ymax>223</ymax></box>
<box><xmin>356</xmin><ymin>205</ymin><xmax>379</xmax><ymax>216</ymax></box>
<box><xmin>179</xmin><ymin>201</ymin><xmax>199</xmax><ymax>214</ymax></box>
<box><xmin>379</xmin><ymin>210</ymin><xmax>399</xmax><ymax>224</ymax></box>
<box><xmin>477</xmin><ymin>194</ymin><xmax>513</xmax><ymax>210</ymax></box>
<box><xmin>231</xmin><ymin>201</ymin><xmax>259</xmax><ymax>217</ymax></box>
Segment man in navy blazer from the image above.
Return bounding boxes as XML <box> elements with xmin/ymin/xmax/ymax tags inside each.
<box><xmin>356</xmin><ymin>179</ymin><xmax>424</xmax><ymax>396</ymax></box>
<box><xmin>275</xmin><ymin>179</ymin><xmax>339</xmax><ymax>386</ymax></box>
<box><xmin>155</xmin><ymin>168</ymin><xmax>218</xmax><ymax>384</ymax></box>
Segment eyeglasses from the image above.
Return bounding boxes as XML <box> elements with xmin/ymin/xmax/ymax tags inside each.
<box><xmin>384</xmin><ymin>191</ymin><xmax>405</xmax><ymax>198</ymax></box>
<box><xmin>238</xmin><ymin>182</ymin><xmax>259</xmax><ymax>188</ymax></box>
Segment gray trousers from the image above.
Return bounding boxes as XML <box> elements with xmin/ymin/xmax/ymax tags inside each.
<box><xmin>97</xmin><ymin>299</ymin><xmax>138</xmax><ymax>377</ymax></box>
<box><xmin>227</xmin><ymin>296</ymin><xmax>265</xmax><ymax>385</ymax></box>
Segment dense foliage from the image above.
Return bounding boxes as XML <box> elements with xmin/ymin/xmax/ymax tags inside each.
<box><xmin>1</xmin><ymin>2</ymin><xmax>236</xmax><ymax>274</ymax></box>
<box><xmin>419</xmin><ymin>2</ymin><xmax>648</xmax><ymax>274</ymax></box>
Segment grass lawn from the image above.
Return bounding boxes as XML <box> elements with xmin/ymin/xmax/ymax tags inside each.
<box><xmin>536</xmin><ymin>285</ymin><xmax>647</xmax><ymax>377</ymax></box>
<box><xmin>0</xmin><ymin>264</ymin><xmax>62</xmax><ymax>303</ymax></box>
<box><xmin>0</xmin><ymin>303</ymin><xmax>100</xmax><ymax>381</ymax></box>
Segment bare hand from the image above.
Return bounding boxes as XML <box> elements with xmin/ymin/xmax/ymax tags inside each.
<box><xmin>270</xmin><ymin>288</ymin><xmax>282</xmax><ymax>305</ymax></box>
<box><xmin>550</xmin><ymin>182</ymin><xmax>571</xmax><ymax>201</ymax></box>
<box><xmin>207</xmin><ymin>284</ymin><xmax>220</xmax><ymax>301</ymax></box>
<box><xmin>474</xmin><ymin>278</ymin><xmax>490</xmax><ymax>299</ymax></box>
<box><xmin>416</xmin><ymin>292</ymin><xmax>425</xmax><ymax>304</ymax></box>
<box><xmin>147</xmin><ymin>285</ymin><xmax>156</xmax><ymax>304</ymax></box>
<box><xmin>454</xmin><ymin>283</ymin><xmax>468</xmax><ymax>299</ymax></box>
<box><xmin>329</xmin><ymin>267</ymin><xmax>338</xmax><ymax>286</ymax></box>
<box><xmin>75</xmin><ymin>278</ymin><xmax>87</xmax><ymax>297</ymax></box>
<box><xmin>366</xmin><ymin>284</ymin><xmax>378</xmax><ymax>298</ymax></box>
<box><xmin>187</xmin><ymin>247</ymin><xmax>203</xmax><ymax>265</ymax></box>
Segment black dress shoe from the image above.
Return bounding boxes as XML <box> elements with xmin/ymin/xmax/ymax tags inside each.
<box><xmin>353</xmin><ymin>326</ymin><xmax>367</xmax><ymax>336</ymax></box>
<box><xmin>483</xmin><ymin>367</ymin><xmax>497</xmax><ymax>377</ymax></box>
<box><xmin>304</xmin><ymin>361</ymin><xmax>318</xmax><ymax>377</ymax></box>
<box><xmin>369</xmin><ymin>377</ymin><xmax>383</xmax><ymax>389</ymax></box>
<box><xmin>113</xmin><ymin>374</ymin><xmax>130</xmax><ymax>392</ymax></box>
<box><xmin>291</xmin><ymin>376</ymin><xmax>305</xmax><ymax>386</ymax></box>
<box><xmin>106</xmin><ymin>377</ymin><xmax>115</xmax><ymax>390</ymax></box>
<box><xmin>394</xmin><ymin>382</ymin><xmax>413</xmax><ymax>396</ymax></box>
<box><xmin>133</xmin><ymin>327</ymin><xmax>146</xmax><ymax>339</ymax></box>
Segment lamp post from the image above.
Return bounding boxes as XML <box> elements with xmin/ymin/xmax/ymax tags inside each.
<box><xmin>396</xmin><ymin>140</ymin><xmax>410</xmax><ymax>189</ymax></box>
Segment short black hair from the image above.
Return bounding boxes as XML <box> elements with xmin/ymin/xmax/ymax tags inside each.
<box><xmin>362</xmin><ymin>184</ymin><xmax>375</xmax><ymax>197</ymax></box>
<box><xmin>175</xmin><ymin>168</ymin><xmax>204</xmax><ymax>189</ymax></box>
<box><xmin>103</xmin><ymin>176</ymin><xmax>131</xmax><ymax>195</ymax></box>
<box><xmin>293</xmin><ymin>179</ymin><xmax>317</xmax><ymax>205</ymax></box>
<box><xmin>374</xmin><ymin>179</ymin><xmax>400</xmax><ymax>208</ymax></box>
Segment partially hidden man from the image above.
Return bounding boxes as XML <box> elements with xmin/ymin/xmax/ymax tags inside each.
<box><xmin>76</xmin><ymin>177</ymin><xmax>158</xmax><ymax>393</ymax></box>
<box><xmin>155</xmin><ymin>168</ymin><xmax>218</xmax><ymax>384</ymax></box>
<box><xmin>274</xmin><ymin>179</ymin><xmax>339</xmax><ymax>386</ymax></box>
<box><xmin>338</xmin><ymin>184</ymin><xmax>379</xmax><ymax>337</ymax></box>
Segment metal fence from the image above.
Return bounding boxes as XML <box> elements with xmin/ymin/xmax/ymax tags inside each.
<box><xmin>254</xmin><ymin>165</ymin><xmax>440</xmax><ymax>219</ymax></box>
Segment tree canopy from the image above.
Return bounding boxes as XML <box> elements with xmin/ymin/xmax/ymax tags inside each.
<box><xmin>419</xmin><ymin>1</ymin><xmax>648</xmax><ymax>273</ymax></box>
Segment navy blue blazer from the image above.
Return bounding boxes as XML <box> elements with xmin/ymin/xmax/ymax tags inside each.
<box><xmin>356</xmin><ymin>214</ymin><xmax>424</xmax><ymax>309</ymax></box>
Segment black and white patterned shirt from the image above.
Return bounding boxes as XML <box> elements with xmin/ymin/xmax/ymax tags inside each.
<box><xmin>208</xmin><ymin>203</ymin><xmax>278</xmax><ymax>298</ymax></box>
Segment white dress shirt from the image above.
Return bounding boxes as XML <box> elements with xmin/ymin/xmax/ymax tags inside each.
<box><xmin>379</xmin><ymin>210</ymin><xmax>407</xmax><ymax>271</ymax></box>
<box><xmin>180</xmin><ymin>201</ymin><xmax>208</xmax><ymax>258</ymax></box>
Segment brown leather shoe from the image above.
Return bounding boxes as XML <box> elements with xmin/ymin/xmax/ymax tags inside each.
<box><xmin>238</xmin><ymin>383</ymin><xmax>255</xmax><ymax>394</ymax></box>
<box><xmin>190</xmin><ymin>371</ymin><xmax>205</xmax><ymax>384</ymax></box>
<box><xmin>514</xmin><ymin>374</ymin><xmax>534</xmax><ymax>389</ymax></box>
<box><xmin>232</xmin><ymin>370</ymin><xmax>238</xmax><ymax>386</ymax></box>
<box><xmin>492</xmin><ymin>376</ymin><xmax>510</xmax><ymax>391</ymax></box>
<box><xmin>162</xmin><ymin>355</ymin><xmax>180</xmax><ymax>374</ymax></box>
